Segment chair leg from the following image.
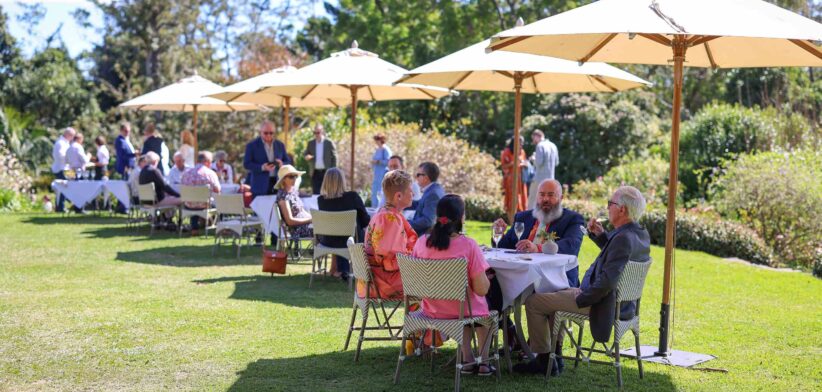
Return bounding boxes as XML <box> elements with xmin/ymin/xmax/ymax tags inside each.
<box><xmin>634</xmin><ymin>330</ymin><xmax>644</xmax><ymax>379</ymax></box>
<box><xmin>394</xmin><ymin>333</ymin><xmax>407</xmax><ymax>384</ymax></box>
<box><xmin>546</xmin><ymin>319</ymin><xmax>560</xmax><ymax>381</ymax></box>
<box><xmin>309</xmin><ymin>257</ymin><xmax>317</xmax><ymax>288</ymax></box>
<box><xmin>454</xmin><ymin>347</ymin><xmax>462</xmax><ymax>392</ymax></box>
<box><xmin>178</xmin><ymin>210</ymin><xmax>183</xmax><ymax>238</ymax></box>
<box><xmin>354</xmin><ymin>305</ymin><xmax>369</xmax><ymax>362</ymax></box>
<box><xmin>614</xmin><ymin>339</ymin><xmax>623</xmax><ymax>388</ymax></box>
<box><xmin>574</xmin><ymin>321</ymin><xmax>584</xmax><ymax>368</ymax></box>
<box><xmin>343</xmin><ymin>305</ymin><xmax>358</xmax><ymax>351</ymax></box>
<box><xmin>502</xmin><ymin>314</ymin><xmax>513</xmax><ymax>373</ymax></box>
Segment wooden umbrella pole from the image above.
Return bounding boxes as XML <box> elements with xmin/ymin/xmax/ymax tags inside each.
<box><xmin>657</xmin><ymin>36</ymin><xmax>688</xmax><ymax>357</ymax></box>
<box><xmin>192</xmin><ymin>104</ymin><xmax>199</xmax><ymax>156</ymax></box>
<box><xmin>350</xmin><ymin>86</ymin><xmax>359</xmax><ymax>183</ymax></box>
<box><xmin>509</xmin><ymin>74</ymin><xmax>524</xmax><ymax>224</ymax></box>
<box><xmin>283</xmin><ymin>97</ymin><xmax>291</xmax><ymax>151</ymax></box>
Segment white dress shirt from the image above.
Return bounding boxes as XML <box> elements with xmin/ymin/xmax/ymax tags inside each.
<box><xmin>97</xmin><ymin>145</ymin><xmax>110</xmax><ymax>166</ymax></box>
<box><xmin>167</xmin><ymin>165</ymin><xmax>190</xmax><ymax>185</ymax></box>
<box><xmin>66</xmin><ymin>142</ymin><xmax>91</xmax><ymax>170</ymax></box>
<box><xmin>314</xmin><ymin>138</ymin><xmax>325</xmax><ymax>170</ymax></box>
<box><xmin>51</xmin><ymin>136</ymin><xmax>71</xmax><ymax>173</ymax></box>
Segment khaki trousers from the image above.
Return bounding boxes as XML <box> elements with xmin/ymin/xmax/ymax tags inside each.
<box><xmin>525</xmin><ymin>288</ymin><xmax>589</xmax><ymax>354</ymax></box>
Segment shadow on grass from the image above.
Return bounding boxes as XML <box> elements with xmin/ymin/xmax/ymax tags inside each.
<box><xmin>228</xmin><ymin>347</ymin><xmax>677</xmax><ymax>391</ymax></box>
<box><xmin>23</xmin><ymin>214</ymin><xmax>126</xmax><ymax>226</ymax></box>
<box><xmin>192</xmin><ymin>274</ymin><xmax>353</xmax><ymax>309</ymax></box>
<box><xmin>116</xmin><ymin>245</ymin><xmax>261</xmax><ymax>267</ymax></box>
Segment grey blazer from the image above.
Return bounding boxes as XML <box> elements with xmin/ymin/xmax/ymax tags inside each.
<box><xmin>303</xmin><ymin>139</ymin><xmax>337</xmax><ymax>174</ymax></box>
<box><xmin>576</xmin><ymin>221</ymin><xmax>651</xmax><ymax>342</ymax></box>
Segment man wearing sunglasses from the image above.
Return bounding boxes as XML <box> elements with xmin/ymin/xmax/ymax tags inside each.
<box><xmin>407</xmin><ymin>161</ymin><xmax>445</xmax><ymax>235</ymax></box>
<box><xmin>243</xmin><ymin>121</ymin><xmax>292</xmax><ymax>199</ymax></box>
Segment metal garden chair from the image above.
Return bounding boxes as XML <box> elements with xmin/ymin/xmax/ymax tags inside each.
<box><xmin>212</xmin><ymin>194</ymin><xmax>262</xmax><ymax>258</ymax></box>
<box><xmin>178</xmin><ymin>185</ymin><xmax>217</xmax><ymax>237</ymax></box>
<box><xmin>308</xmin><ymin>209</ymin><xmax>357</xmax><ymax>288</ymax></box>
<box><xmin>137</xmin><ymin>183</ymin><xmax>177</xmax><ymax>236</ymax></box>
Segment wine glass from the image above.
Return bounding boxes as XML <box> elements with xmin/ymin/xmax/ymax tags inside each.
<box><xmin>492</xmin><ymin>225</ymin><xmax>505</xmax><ymax>248</ymax></box>
<box><xmin>514</xmin><ymin>222</ymin><xmax>525</xmax><ymax>240</ymax></box>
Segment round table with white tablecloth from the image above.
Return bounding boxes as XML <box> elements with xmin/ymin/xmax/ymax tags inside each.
<box><xmin>51</xmin><ymin>179</ymin><xmax>132</xmax><ymax>209</ymax></box>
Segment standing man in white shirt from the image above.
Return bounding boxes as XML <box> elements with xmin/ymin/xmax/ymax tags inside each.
<box><xmin>94</xmin><ymin>136</ymin><xmax>110</xmax><ymax>180</ymax></box>
<box><xmin>52</xmin><ymin>127</ymin><xmax>76</xmax><ymax>213</ymax></box>
<box><xmin>528</xmin><ymin>129</ymin><xmax>559</xmax><ymax>209</ymax></box>
<box><xmin>303</xmin><ymin>124</ymin><xmax>337</xmax><ymax>195</ymax></box>
<box><xmin>66</xmin><ymin>133</ymin><xmax>92</xmax><ymax>172</ymax></box>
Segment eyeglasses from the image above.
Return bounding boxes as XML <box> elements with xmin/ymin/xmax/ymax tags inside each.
<box><xmin>262</xmin><ymin>132</ymin><xmax>274</xmax><ymax>135</ymax></box>
<box><xmin>607</xmin><ymin>200</ymin><xmax>620</xmax><ymax>208</ymax></box>
<box><xmin>285</xmin><ymin>175</ymin><xmax>298</xmax><ymax>179</ymax></box>
<box><xmin>415</xmin><ymin>173</ymin><xmax>426</xmax><ymax>178</ymax></box>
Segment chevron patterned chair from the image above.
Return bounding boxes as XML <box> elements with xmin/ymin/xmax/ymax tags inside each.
<box><xmin>343</xmin><ymin>240</ymin><xmax>403</xmax><ymax>361</ymax></box>
<box><xmin>394</xmin><ymin>254</ymin><xmax>501</xmax><ymax>392</ymax></box>
<box><xmin>547</xmin><ymin>259</ymin><xmax>653</xmax><ymax>388</ymax></box>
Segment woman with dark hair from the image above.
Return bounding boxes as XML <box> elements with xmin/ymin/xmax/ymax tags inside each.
<box><xmin>411</xmin><ymin>194</ymin><xmax>494</xmax><ymax>376</ymax></box>
<box><xmin>501</xmin><ymin>136</ymin><xmax>528</xmax><ymax>212</ymax></box>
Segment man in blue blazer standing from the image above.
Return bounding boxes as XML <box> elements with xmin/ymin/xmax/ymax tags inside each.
<box><xmin>114</xmin><ymin>122</ymin><xmax>136</xmax><ymax>179</ymax></box>
<box><xmin>243</xmin><ymin>121</ymin><xmax>292</xmax><ymax>199</ymax></box>
<box><xmin>407</xmin><ymin>161</ymin><xmax>445</xmax><ymax>235</ymax></box>
<box><xmin>493</xmin><ymin>179</ymin><xmax>585</xmax><ymax>287</ymax></box>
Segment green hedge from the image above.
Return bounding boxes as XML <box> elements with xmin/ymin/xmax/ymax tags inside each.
<box><xmin>640</xmin><ymin>211</ymin><xmax>774</xmax><ymax>266</ymax></box>
<box><xmin>464</xmin><ymin>193</ymin><xmax>505</xmax><ymax>223</ymax></box>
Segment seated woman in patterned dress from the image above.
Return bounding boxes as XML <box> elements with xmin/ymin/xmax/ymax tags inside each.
<box><xmin>359</xmin><ymin>170</ymin><xmax>418</xmax><ymax>299</ymax></box>
<box><xmin>274</xmin><ymin>165</ymin><xmax>313</xmax><ymax>239</ymax></box>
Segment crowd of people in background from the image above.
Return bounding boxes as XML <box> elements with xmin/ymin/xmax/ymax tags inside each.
<box><xmin>51</xmin><ymin>120</ymin><xmax>650</xmax><ymax>379</ymax></box>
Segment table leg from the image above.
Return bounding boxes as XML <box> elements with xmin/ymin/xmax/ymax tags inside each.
<box><xmin>513</xmin><ymin>293</ymin><xmax>535</xmax><ymax>360</ymax></box>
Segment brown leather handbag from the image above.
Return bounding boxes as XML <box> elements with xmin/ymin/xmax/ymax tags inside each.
<box><xmin>262</xmin><ymin>204</ymin><xmax>287</xmax><ymax>275</ymax></box>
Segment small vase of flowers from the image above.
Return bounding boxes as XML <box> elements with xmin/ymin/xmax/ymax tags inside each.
<box><xmin>537</xmin><ymin>230</ymin><xmax>559</xmax><ymax>254</ymax></box>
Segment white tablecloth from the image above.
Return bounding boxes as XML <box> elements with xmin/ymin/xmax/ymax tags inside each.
<box><xmin>51</xmin><ymin>180</ymin><xmax>132</xmax><ymax>209</ymax></box>
<box><xmin>250</xmin><ymin>195</ymin><xmax>318</xmax><ymax>235</ymax></box>
<box><xmin>484</xmin><ymin>249</ymin><xmax>577</xmax><ymax>309</ymax></box>
<box><xmin>221</xmin><ymin>184</ymin><xmax>240</xmax><ymax>194</ymax></box>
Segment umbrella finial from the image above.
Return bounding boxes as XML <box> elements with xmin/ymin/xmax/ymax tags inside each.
<box><xmin>351</xmin><ymin>40</ymin><xmax>359</xmax><ymax>49</ymax></box>
<box><xmin>516</xmin><ymin>17</ymin><xmax>524</xmax><ymax>27</ymax></box>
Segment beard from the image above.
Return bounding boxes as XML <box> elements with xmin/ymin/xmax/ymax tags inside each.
<box><xmin>532</xmin><ymin>201</ymin><xmax>563</xmax><ymax>225</ymax></box>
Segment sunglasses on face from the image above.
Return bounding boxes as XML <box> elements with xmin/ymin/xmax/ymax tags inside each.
<box><xmin>415</xmin><ymin>173</ymin><xmax>426</xmax><ymax>178</ymax></box>
<box><xmin>285</xmin><ymin>175</ymin><xmax>298</xmax><ymax>179</ymax></box>
<box><xmin>262</xmin><ymin>132</ymin><xmax>274</xmax><ymax>136</ymax></box>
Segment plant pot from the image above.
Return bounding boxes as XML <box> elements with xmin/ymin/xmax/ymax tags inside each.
<box><xmin>542</xmin><ymin>241</ymin><xmax>559</xmax><ymax>255</ymax></box>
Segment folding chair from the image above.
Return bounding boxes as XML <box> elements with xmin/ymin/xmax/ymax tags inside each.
<box><xmin>343</xmin><ymin>240</ymin><xmax>404</xmax><ymax>361</ymax></box>
<box><xmin>212</xmin><ymin>194</ymin><xmax>263</xmax><ymax>258</ymax></box>
<box><xmin>276</xmin><ymin>200</ymin><xmax>313</xmax><ymax>262</ymax></box>
<box><xmin>137</xmin><ymin>183</ymin><xmax>177</xmax><ymax>236</ymax></box>
<box><xmin>178</xmin><ymin>185</ymin><xmax>217</xmax><ymax>237</ymax></box>
<box><xmin>547</xmin><ymin>259</ymin><xmax>653</xmax><ymax>388</ymax></box>
<box><xmin>309</xmin><ymin>209</ymin><xmax>357</xmax><ymax>288</ymax></box>
<box><xmin>394</xmin><ymin>254</ymin><xmax>501</xmax><ymax>392</ymax></box>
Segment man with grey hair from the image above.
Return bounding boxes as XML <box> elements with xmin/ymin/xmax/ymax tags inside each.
<box><xmin>243</xmin><ymin>121</ymin><xmax>292</xmax><ymax>199</ymax></box>
<box><xmin>166</xmin><ymin>151</ymin><xmax>190</xmax><ymax>188</ymax></box>
<box><xmin>514</xmin><ymin>185</ymin><xmax>650</xmax><ymax>376</ymax></box>
<box><xmin>52</xmin><ymin>127</ymin><xmax>78</xmax><ymax>213</ymax></box>
<box><xmin>528</xmin><ymin>129</ymin><xmax>559</xmax><ymax>209</ymax></box>
<box><xmin>139</xmin><ymin>151</ymin><xmax>181</xmax><ymax>210</ymax></box>
<box><xmin>181</xmin><ymin>150</ymin><xmax>221</xmax><ymax>235</ymax></box>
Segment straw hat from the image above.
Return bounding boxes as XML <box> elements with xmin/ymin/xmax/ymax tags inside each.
<box><xmin>273</xmin><ymin>165</ymin><xmax>306</xmax><ymax>190</ymax></box>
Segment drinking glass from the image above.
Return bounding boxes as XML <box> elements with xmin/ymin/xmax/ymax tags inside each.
<box><xmin>492</xmin><ymin>225</ymin><xmax>505</xmax><ymax>247</ymax></box>
<box><xmin>514</xmin><ymin>222</ymin><xmax>525</xmax><ymax>240</ymax></box>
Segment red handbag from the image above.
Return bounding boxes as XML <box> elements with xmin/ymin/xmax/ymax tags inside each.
<box><xmin>262</xmin><ymin>204</ymin><xmax>287</xmax><ymax>275</ymax></box>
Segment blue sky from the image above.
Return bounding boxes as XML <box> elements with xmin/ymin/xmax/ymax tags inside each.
<box><xmin>2</xmin><ymin>0</ymin><xmax>332</xmax><ymax>59</ymax></box>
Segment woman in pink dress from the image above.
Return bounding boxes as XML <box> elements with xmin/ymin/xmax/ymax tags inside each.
<box><xmin>411</xmin><ymin>194</ymin><xmax>494</xmax><ymax>376</ymax></box>
<box><xmin>359</xmin><ymin>170</ymin><xmax>418</xmax><ymax>299</ymax></box>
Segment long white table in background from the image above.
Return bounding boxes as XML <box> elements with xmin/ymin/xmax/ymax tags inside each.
<box><xmin>483</xmin><ymin>248</ymin><xmax>577</xmax><ymax>361</ymax></box>
<box><xmin>51</xmin><ymin>179</ymin><xmax>132</xmax><ymax>209</ymax></box>
<box><xmin>250</xmin><ymin>195</ymin><xmax>319</xmax><ymax>235</ymax></box>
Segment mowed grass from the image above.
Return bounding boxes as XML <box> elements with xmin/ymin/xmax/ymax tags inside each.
<box><xmin>0</xmin><ymin>214</ymin><xmax>820</xmax><ymax>391</ymax></box>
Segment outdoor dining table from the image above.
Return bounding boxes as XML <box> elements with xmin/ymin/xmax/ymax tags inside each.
<box><xmin>249</xmin><ymin>194</ymin><xmax>319</xmax><ymax>235</ymax></box>
<box><xmin>51</xmin><ymin>179</ymin><xmax>132</xmax><ymax>209</ymax></box>
<box><xmin>482</xmin><ymin>248</ymin><xmax>578</xmax><ymax>362</ymax></box>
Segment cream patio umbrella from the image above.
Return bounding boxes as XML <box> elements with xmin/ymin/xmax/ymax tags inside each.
<box><xmin>254</xmin><ymin>41</ymin><xmax>452</xmax><ymax>181</ymax></box>
<box><xmin>208</xmin><ymin>66</ymin><xmax>344</xmax><ymax>150</ymax></box>
<box><xmin>487</xmin><ymin>0</ymin><xmax>822</xmax><ymax>363</ymax></box>
<box><xmin>119</xmin><ymin>72</ymin><xmax>258</xmax><ymax>153</ymax></box>
<box><xmin>399</xmin><ymin>27</ymin><xmax>651</xmax><ymax>222</ymax></box>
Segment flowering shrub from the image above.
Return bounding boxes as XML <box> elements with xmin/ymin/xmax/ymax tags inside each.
<box><xmin>291</xmin><ymin>122</ymin><xmax>502</xmax><ymax>200</ymax></box>
<box><xmin>0</xmin><ymin>139</ymin><xmax>33</xmax><ymax>212</ymax></box>
<box><xmin>711</xmin><ymin>150</ymin><xmax>821</xmax><ymax>270</ymax></box>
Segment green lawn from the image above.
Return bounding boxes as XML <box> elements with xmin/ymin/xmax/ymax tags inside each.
<box><xmin>0</xmin><ymin>214</ymin><xmax>820</xmax><ymax>391</ymax></box>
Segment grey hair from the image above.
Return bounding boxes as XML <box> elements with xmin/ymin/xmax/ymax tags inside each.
<box><xmin>214</xmin><ymin>150</ymin><xmax>228</xmax><ymax>161</ymax></box>
<box><xmin>173</xmin><ymin>151</ymin><xmax>183</xmax><ymax>159</ymax></box>
<box><xmin>260</xmin><ymin>120</ymin><xmax>275</xmax><ymax>133</ymax></box>
<box><xmin>63</xmin><ymin>127</ymin><xmax>76</xmax><ymax>137</ymax></box>
<box><xmin>144</xmin><ymin>151</ymin><xmax>160</xmax><ymax>165</ymax></box>
<box><xmin>614</xmin><ymin>186</ymin><xmax>646</xmax><ymax>221</ymax></box>
<box><xmin>537</xmin><ymin>179</ymin><xmax>562</xmax><ymax>197</ymax></box>
<box><xmin>197</xmin><ymin>150</ymin><xmax>213</xmax><ymax>163</ymax></box>
<box><xmin>532</xmin><ymin>129</ymin><xmax>544</xmax><ymax>138</ymax></box>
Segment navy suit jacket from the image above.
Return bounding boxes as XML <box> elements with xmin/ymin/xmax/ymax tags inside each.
<box><xmin>497</xmin><ymin>208</ymin><xmax>585</xmax><ymax>287</ymax></box>
<box><xmin>407</xmin><ymin>182</ymin><xmax>445</xmax><ymax>235</ymax></box>
<box><xmin>114</xmin><ymin>135</ymin><xmax>136</xmax><ymax>176</ymax></box>
<box><xmin>243</xmin><ymin>137</ymin><xmax>291</xmax><ymax>196</ymax></box>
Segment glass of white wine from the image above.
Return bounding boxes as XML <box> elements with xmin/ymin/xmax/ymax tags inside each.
<box><xmin>514</xmin><ymin>222</ymin><xmax>525</xmax><ymax>240</ymax></box>
<box><xmin>492</xmin><ymin>225</ymin><xmax>505</xmax><ymax>247</ymax></box>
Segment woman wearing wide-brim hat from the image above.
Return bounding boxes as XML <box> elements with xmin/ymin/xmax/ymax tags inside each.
<box><xmin>275</xmin><ymin>165</ymin><xmax>313</xmax><ymax>239</ymax></box>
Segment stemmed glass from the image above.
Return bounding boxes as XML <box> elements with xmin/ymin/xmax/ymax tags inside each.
<box><xmin>492</xmin><ymin>225</ymin><xmax>505</xmax><ymax>248</ymax></box>
<box><xmin>514</xmin><ymin>222</ymin><xmax>525</xmax><ymax>240</ymax></box>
